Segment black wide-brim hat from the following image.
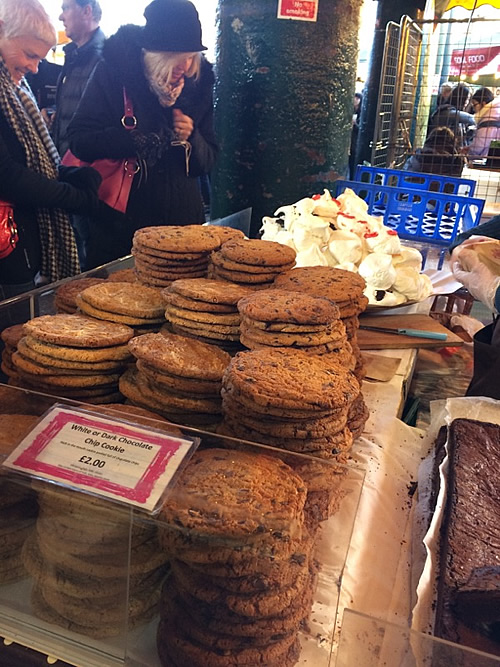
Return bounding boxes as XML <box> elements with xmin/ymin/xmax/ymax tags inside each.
<box><xmin>141</xmin><ymin>0</ymin><xmax>206</xmax><ymax>52</ymax></box>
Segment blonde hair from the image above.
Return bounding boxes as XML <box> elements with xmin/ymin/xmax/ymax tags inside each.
<box><xmin>143</xmin><ymin>50</ymin><xmax>201</xmax><ymax>88</ymax></box>
<box><xmin>0</xmin><ymin>0</ymin><xmax>56</xmax><ymax>47</ymax></box>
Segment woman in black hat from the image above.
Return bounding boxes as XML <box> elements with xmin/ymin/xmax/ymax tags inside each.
<box><xmin>66</xmin><ymin>0</ymin><xmax>218</xmax><ymax>269</ymax></box>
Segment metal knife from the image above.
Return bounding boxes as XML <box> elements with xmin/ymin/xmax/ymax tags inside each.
<box><xmin>359</xmin><ymin>325</ymin><xmax>447</xmax><ymax>341</ymax></box>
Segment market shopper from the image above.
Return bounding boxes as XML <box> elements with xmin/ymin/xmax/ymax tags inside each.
<box><xmin>404</xmin><ymin>126</ymin><xmax>465</xmax><ymax>176</ymax></box>
<box><xmin>0</xmin><ymin>0</ymin><xmax>102</xmax><ymax>299</ymax></box>
<box><xmin>66</xmin><ymin>0</ymin><xmax>218</xmax><ymax>270</ymax></box>
<box><xmin>451</xmin><ymin>215</ymin><xmax>500</xmax><ymax>399</ymax></box>
<box><xmin>428</xmin><ymin>83</ymin><xmax>475</xmax><ymax>150</ymax></box>
<box><xmin>463</xmin><ymin>87</ymin><xmax>500</xmax><ymax>160</ymax></box>
<box><xmin>51</xmin><ymin>0</ymin><xmax>105</xmax><ymax>270</ymax></box>
<box><xmin>52</xmin><ymin>0</ymin><xmax>105</xmax><ymax>158</ymax></box>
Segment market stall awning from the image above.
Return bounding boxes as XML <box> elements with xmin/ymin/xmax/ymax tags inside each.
<box><xmin>445</xmin><ymin>0</ymin><xmax>500</xmax><ymax>9</ymax></box>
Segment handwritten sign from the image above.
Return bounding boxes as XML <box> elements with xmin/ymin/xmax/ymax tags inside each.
<box><xmin>2</xmin><ymin>406</ymin><xmax>196</xmax><ymax>512</ymax></box>
<box><xmin>278</xmin><ymin>0</ymin><xmax>318</xmax><ymax>22</ymax></box>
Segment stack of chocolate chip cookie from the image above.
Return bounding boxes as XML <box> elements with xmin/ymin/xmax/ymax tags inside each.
<box><xmin>0</xmin><ymin>414</ymin><xmax>39</xmax><ymax>584</ymax></box>
<box><xmin>76</xmin><ymin>282</ymin><xmax>165</xmax><ymax>334</ymax></box>
<box><xmin>220</xmin><ymin>347</ymin><xmax>359</xmax><ymax>462</ymax></box>
<box><xmin>238</xmin><ymin>289</ymin><xmax>355</xmax><ymax>369</ymax></box>
<box><xmin>157</xmin><ymin>448</ymin><xmax>315</xmax><ymax>667</ymax></box>
<box><xmin>120</xmin><ymin>332</ymin><xmax>230</xmax><ymax>428</ymax></box>
<box><xmin>54</xmin><ymin>277</ymin><xmax>106</xmax><ymax>314</ymax></box>
<box><xmin>209</xmin><ymin>238</ymin><xmax>296</xmax><ymax>289</ymax></box>
<box><xmin>162</xmin><ymin>278</ymin><xmax>253</xmax><ymax>352</ymax></box>
<box><xmin>274</xmin><ymin>266</ymin><xmax>368</xmax><ymax>380</ymax></box>
<box><xmin>274</xmin><ymin>266</ymin><xmax>370</xmax><ymax>439</ymax></box>
<box><xmin>22</xmin><ymin>484</ymin><xmax>169</xmax><ymax>638</ymax></box>
<box><xmin>10</xmin><ymin>314</ymin><xmax>133</xmax><ymax>404</ymax></box>
<box><xmin>1</xmin><ymin>323</ymin><xmax>24</xmax><ymax>382</ymax></box>
<box><xmin>132</xmin><ymin>226</ymin><xmax>222</xmax><ymax>287</ymax></box>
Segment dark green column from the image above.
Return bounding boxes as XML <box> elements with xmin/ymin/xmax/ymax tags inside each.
<box><xmin>211</xmin><ymin>0</ymin><xmax>363</xmax><ymax>237</ymax></box>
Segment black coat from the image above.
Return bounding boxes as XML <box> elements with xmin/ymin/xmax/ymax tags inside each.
<box><xmin>52</xmin><ymin>27</ymin><xmax>106</xmax><ymax>157</ymax></box>
<box><xmin>0</xmin><ymin>110</ymin><xmax>100</xmax><ymax>286</ymax></box>
<box><xmin>66</xmin><ymin>25</ymin><xmax>218</xmax><ymax>266</ymax></box>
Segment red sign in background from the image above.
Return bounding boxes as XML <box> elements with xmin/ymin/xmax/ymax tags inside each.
<box><xmin>449</xmin><ymin>45</ymin><xmax>500</xmax><ymax>77</ymax></box>
<box><xmin>277</xmin><ymin>0</ymin><xmax>318</xmax><ymax>21</ymax></box>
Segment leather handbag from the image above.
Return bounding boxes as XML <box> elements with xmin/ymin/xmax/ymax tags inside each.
<box><xmin>0</xmin><ymin>200</ymin><xmax>18</xmax><ymax>259</ymax></box>
<box><xmin>62</xmin><ymin>88</ymin><xmax>139</xmax><ymax>214</ymax></box>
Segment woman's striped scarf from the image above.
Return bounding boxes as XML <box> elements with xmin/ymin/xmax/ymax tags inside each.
<box><xmin>0</xmin><ymin>56</ymin><xmax>80</xmax><ymax>282</ymax></box>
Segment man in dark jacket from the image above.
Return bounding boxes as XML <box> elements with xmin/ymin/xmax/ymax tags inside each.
<box><xmin>52</xmin><ymin>0</ymin><xmax>105</xmax><ymax>157</ymax></box>
<box><xmin>50</xmin><ymin>0</ymin><xmax>105</xmax><ymax>269</ymax></box>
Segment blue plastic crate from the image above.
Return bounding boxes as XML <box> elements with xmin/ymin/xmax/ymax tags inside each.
<box><xmin>354</xmin><ymin>165</ymin><xmax>477</xmax><ymax>197</ymax></box>
<box><xmin>334</xmin><ymin>179</ymin><xmax>485</xmax><ymax>245</ymax></box>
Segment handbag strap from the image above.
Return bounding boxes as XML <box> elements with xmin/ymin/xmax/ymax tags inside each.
<box><xmin>121</xmin><ymin>88</ymin><xmax>137</xmax><ymax>130</ymax></box>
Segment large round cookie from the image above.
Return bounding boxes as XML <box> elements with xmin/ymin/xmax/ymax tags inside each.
<box><xmin>133</xmin><ymin>226</ymin><xmax>221</xmax><ymax>254</ymax></box>
<box><xmin>224</xmin><ymin>348</ymin><xmax>359</xmax><ymax>411</ymax></box>
<box><xmin>23</xmin><ymin>315</ymin><xmax>134</xmax><ymax>348</ymax></box>
<box><xmin>274</xmin><ymin>265</ymin><xmax>366</xmax><ymax>301</ymax></box>
<box><xmin>238</xmin><ymin>289</ymin><xmax>340</xmax><ymax>324</ymax></box>
<box><xmin>128</xmin><ymin>332</ymin><xmax>230</xmax><ymax>381</ymax></box>
<box><xmin>162</xmin><ymin>278</ymin><xmax>254</xmax><ymax>305</ymax></box>
<box><xmin>79</xmin><ymin>282</ymin><xmax>164</xmax><ymax>319</ymax></box>
<box><xmin>22</xmin><ymin>335</ymin><xmax>132</xmax><ymax>362</ymax></box>
<box><xmin>220</xmin><ymin>239</ymin><xmax>296</xmax><ymax>267</ymax></box>
<box><xmin>159</xmin><ymin>448</ymin><xmax>306</xmax><ymax>544</ymax></box>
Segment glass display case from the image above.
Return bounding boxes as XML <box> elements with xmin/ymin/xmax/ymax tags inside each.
<box><xmin>335</xmin><ymin>609</ymin><xmax>500</xmax><ymax>667</ymax></box>
<box><xmin>0</xmin><ymin>255</ymin><xmax>133</xmax><ymax>332</ymax></box>
<box><xmin>0</xmin><ymin>383</ymin><xmax>366</xmax><ymax>667</ymax></box>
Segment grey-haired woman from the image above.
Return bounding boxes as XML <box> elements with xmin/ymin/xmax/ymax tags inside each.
<box><xmin>67</xmin><ymin>0</ymin><xmax>218</xmax><ymax>270</ymax></box>
<box><xmin>0</xmin><ymin>0</ymin><xmax>101</xmax><ymax>299</ymax></box>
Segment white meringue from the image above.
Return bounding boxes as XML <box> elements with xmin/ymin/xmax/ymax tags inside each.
<box><xmin>358</xmin><ymin>253</ymin><xmax>396</xmax><ymax>290</ymax></box>
<box><xmin>295</xmin><ymin>243</ymin><xmax>329</xmax><ymax>268</ymax></box>
<box><xmin>364</xmin><ymin>286</ymin><xmax>407</xmax><ymax>306</ymax></box>
<box><xmin>391</xmin><ymin>246</ymin><xmax>423</xmax><ymax>270</ymax></box>
<box><xmin>328</xmin><ymin>229</ymin><xmax>363</xmax><ymax>265</ymax></box>
<box><xmin>364</xmin><ymin>228</ymin><xmax>401</xmax><ymax>255</ymax></box>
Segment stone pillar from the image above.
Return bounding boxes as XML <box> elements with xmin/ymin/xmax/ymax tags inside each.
<box><xmin>211</xmin><ymin>0</ymin><xmax>363</xmax><ymax>237</ymax></box>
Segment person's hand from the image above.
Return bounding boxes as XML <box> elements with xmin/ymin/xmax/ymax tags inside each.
<box><xmin>451</xmin><ymin>247</ymin><xmax>500</xmax><ymax>311</ymax></box>
<box><xmin>172</xmin><ymin>108</ymin><xmax>194</xmax><ymax>141</ymax></box>
<box><xmin>131</xmin><ymin>131</ymin><xmax>166</xmax><ymax>166</ymax></box>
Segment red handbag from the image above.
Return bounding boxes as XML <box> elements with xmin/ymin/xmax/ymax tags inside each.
<box><xmin>0</xmin><ymin>200</ymin><xmax>18</xmax><ymax>259</ymax></box>
<box><xmin>62</xmin><ymin>88</ymin><xmax>139</xmax><ymax>214</ymax></box>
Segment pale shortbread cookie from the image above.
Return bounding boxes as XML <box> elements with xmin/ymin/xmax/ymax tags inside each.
<box><xmin>55</xmin><ymin>277</ymin><xmax>106</xmax><ymax>312</ymax></box>
<box><xmin>24</xmin><ymin>314</ymin><xmax>134</xmax><ymax>348</ymax></box>
<box><xmin>79</xmin><ymin>282</ymin><xmax>164</xmax><ymax>319</ymax></box>
<box><xmin>17</xmin><ymin>338</ymin><xmax>125</xmax><ymax>372</ymax></box>
<box><xmin>128</xmin><ymin>332</ymin><xmax>230</xmax><ymax>381</ymax></box>
<box><xmin>162</xmin><ymin>278</ymin><xmax>254</xmax><ymax>305</ymax></box>
<box><xmin>76</xmin><ymin>295</ymin><xmax>165</xmax><ymax>326</ymax></box>
<box><xmin>165</xmin><ymin>304</ymin><xmax>240</xmax><ymax>326</ymax></box>
<box><xmin>12</xmin><ymin>352</ymin><xmax>120</xmax><ymax>377</ymax></box>
<box><xmin>22</xmin><ymin>335</ymin><xmax>131</xmax><ymax>362</ymax></box>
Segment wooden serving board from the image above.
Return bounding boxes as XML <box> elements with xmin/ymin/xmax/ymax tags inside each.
<box><xmin>358</xmin><ymin>314</ymin><xmax>463</xmax><ymax>349</ymax></box>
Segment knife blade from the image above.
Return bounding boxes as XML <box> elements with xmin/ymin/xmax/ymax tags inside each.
<box><xmin>359</xmin><ymin>325</ymin><xmax>447</xmax><ymax>341</ymax></box>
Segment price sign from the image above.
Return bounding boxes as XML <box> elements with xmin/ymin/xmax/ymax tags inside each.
<box><xmin>2</xmin><ymin>406</ymin><xmax>196</xmax><ymax>512</ymax></box>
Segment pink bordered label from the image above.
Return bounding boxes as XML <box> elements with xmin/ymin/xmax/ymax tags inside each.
<box><xmin>2</xmin><ymin>406</ymin><xmax>197</xmax><ymax>512</ymax></box>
